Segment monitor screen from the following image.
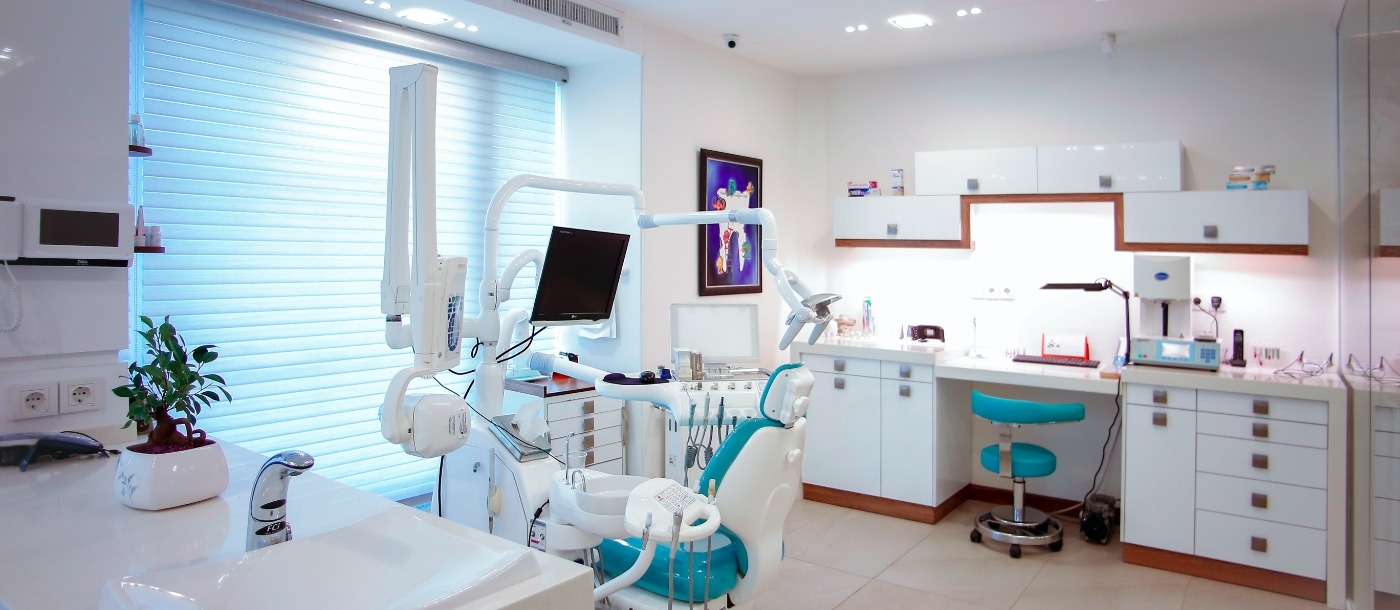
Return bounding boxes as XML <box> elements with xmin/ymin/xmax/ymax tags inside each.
<box><xmin>670</xmin><ymin>303</ymin><xmax>760</xmax><ymax>367</ymax></box>
<box><xmin>530</xmin><ymin>226</ymin><xmax>630</xmax><ymax>326</ymax></box>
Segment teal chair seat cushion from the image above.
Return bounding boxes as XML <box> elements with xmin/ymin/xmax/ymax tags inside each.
<box><xmin>598</xmin><ymin>531</ymin><xmax>741</xmax><ymax>602</ymax></box>
<box><xmin>979</xmin><ymin>442</ymin><xmax>1057</xmax><ymax>478</ymax></box>
<box><xmin>970</xmin><ymin>390</ymin><xmax>1085</xmax><ymax>425</ymax></box>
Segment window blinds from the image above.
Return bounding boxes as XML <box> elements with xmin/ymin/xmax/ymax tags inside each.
<box><xmin>138</xmin><ymin>0</ymin><xmax>558</xmax><ymax>500</ymax></box>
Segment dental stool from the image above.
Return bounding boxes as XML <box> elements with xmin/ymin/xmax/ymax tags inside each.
<box><xmin>968</xmin><ymin>390</ymin><xmax>1084</xmax><ymax>558</ymax></box>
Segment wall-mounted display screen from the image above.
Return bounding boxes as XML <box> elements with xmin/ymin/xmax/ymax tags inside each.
<box><xmin>530</xmin><ymin>226</ymin><xmax>630</xmax><ymax>326</ymax></box>
<box><xmin>39</xmin><ymin>209</ymin><xmax>120</xmax><ymax>247</ymax></box>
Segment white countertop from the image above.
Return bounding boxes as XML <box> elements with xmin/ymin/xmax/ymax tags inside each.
<box><xmin>792</xmin><ymin>337</ymin><xmax>944</xmax><ymax>366</ymax></box>
<box><xmin>0</xmin><ymin>440</ymin><xmax>590</xmax><ymax>610</ymax></box>
<box><xmin>937</xmin><ymin>356</ymin><xmax>1120</xmax><ymax>394</ymax></box>
<box><xmin>1120</xmin><ymin>364</ymin><xmax>1350</xmax><ymax>403</ymax></box>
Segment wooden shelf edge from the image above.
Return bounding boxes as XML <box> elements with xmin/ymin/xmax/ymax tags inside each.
<box><xmin>1116</xmin><ymin>243</ymin><xmax>1309</xmax><ymax>255</ymax></box>
<box><xmin>835</xmin><ymin>239</ymin><xmax>968</xmax><ymax>249</ymax></box>
<box><xmin>1378</xmin><ymin>245</ymin><xmax>1400</xmax><ymax>257</ymax></box>
<box><xmin>1123</xmin><ymin>543</ymin><xmax>1325</xmax><ymax>602</ymax></box>
<box><xmin>133</xmin><ymin>246</ymin><xmax>165</xmax><ymax>254</ymax></box>
<box><xmin>964</xmin><ymin>192</ymin><xmax>1123</xmax><ymax>204</ymax></box>
<box><xmin>128</xmin><ymin>145</ymin><xmax>153</xmax><ymax>157</ymax></box>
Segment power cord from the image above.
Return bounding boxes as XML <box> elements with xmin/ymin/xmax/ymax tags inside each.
<box><xmin>1</xmin><ymin>261</ymin><xmax>20</xmax><ymax>333</ymax></box>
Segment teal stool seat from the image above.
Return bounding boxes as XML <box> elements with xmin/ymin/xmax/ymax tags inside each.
<box><xmin>979</xmin><ymin>442</ymin><xmax>1056</xmax><ymax>478</ymax></box>
<box><xmin>971</xmin><ymin>391</ymin><xmax>1085</xmax><ymax>426</ymax></box>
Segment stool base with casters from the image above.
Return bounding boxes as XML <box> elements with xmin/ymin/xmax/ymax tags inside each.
<box><xmin>969</xmin><ymin>499</ymin><xmax>1064</xmax><ymax>558</ymax></box>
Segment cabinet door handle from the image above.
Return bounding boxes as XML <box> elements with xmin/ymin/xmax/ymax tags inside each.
<box><xmin>1203</xmin><ymin>225</ymin><xmax>1219</xmax><ymax>239</ymax></box>
<box><xmin>1250</xmin><ymin>536</ymin><xmax>1268</xmax><ymax>553</ymax></box>
<box><xmin>887</xmin><ymin>223</ymin><xmax>899</xmax><ymax>236</ymax></box>
<box><xmin>583</xmin><ymin>400</ymin><xmax>595</xmax><ymax>415</ymax></box>
<box><xmin>1252</xmin><ymin>422</ymin><xmax>1269</xmax><ymax>439</ymax></box>
<box><xmin>1252</xmin><ymin>400</ymin><xmax>1270</xmax><ymax>415</ymax></box>
<box><xmin>1252</xmin><ymin>453</ymin><xmax>1269</xmax><ymax>470</ymax></box>
<box><xmin>899</xmin><ymin>365</ymin><xmax>912</xmax><ymax>378</ymax></box>
<box><xmin>583</xmin><ymin>417</ymin><xmax>595</xmax><ymax>433</ymax></box>
<box><xmin>834</xmin><ymin>359</ymin><xmax>846</xmax><ymax>372</ymax></box>
<box><xmin>899</xmin><ymin>385</ymin><xmax>911</xmax><ymax>398</ymax></box>
<box><xmin>1099</xmin><ymin>174</ymin><xmax>1113</xmax><ymax>188</ymax></box>
<box><xmin>1152</xmin><ymin>389</ymin><xmax>1168</xmax><ymax>404</ymax></box>
<box><xmin>1152</xmin><ymin>412</ymin><xmax>1168</xmax><ymax>427</ymax></box>
<box><xmin>834</xmin><ymin>378</ymin><xmax>846</xmax><ymax>390</ymax></box>
<box><xmin>967</xmin><ymin>178</ymin><xmax>979</xmax><ymax>191</ymax></box>
<box><xmin>1251</xmin><ymin>493</ymin><xmax>1269</xmax><ymax>509</ymax></box>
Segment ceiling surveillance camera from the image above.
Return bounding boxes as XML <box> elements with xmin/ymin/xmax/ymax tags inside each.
<box><xmin>724</xmin><ymin>34</ymin><xmax>738</xmax><ymax>49</ymax></box>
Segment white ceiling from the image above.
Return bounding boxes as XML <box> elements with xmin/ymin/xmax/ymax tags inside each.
<box><xmin>305</xmin><ymin>0</ymin><xmax>1343</xmax><ymax>75</ymax></box>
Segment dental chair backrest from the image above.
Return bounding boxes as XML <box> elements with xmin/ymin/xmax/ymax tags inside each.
<box><xmin>696</xmin><ymin>362</ymin><xmax>813</xmax><ymax>604</ymax></box>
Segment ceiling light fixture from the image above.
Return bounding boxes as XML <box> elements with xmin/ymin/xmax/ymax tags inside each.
<box><xmin>378</xmin><ymin>2</ymin><xmax>391</xmax><ymax>9</ymax></box>
<box><xmin>467</xmin><ymin>25</ymin><xmax>478</xmax><ymax>32</ymax></box>
<box><xmin>397</xmin><ymin>7</ymin><xmax>452</xmax><ymax>25</ymax></box>
<box><xmin>844</xmin><ymin>25</ymin><xmax>855</xmax><ymax>33</ymax></box>
<box><xmin>888</xmin><ymin>14</ymin><xmax>933</xmax><ymax>29</ymax></box>
<box><xmin>363</xmin><ymin>0</ymin><xmax>373</xmax><ymax>4</ymax></box>
<box><xmin>970</xmin><ymin>7</ymin><xmax>982</xmax><ymax>14</ymax></box>
<box><xmin>856</xmin><ymin>24</ymin><xmax>868</xmax><ymax>31</ymax></box>
<box><xmin>956</xmin><ymin>9</ymin><xmax>968</xmax><ymax>17</ymax></box>
<box><xmin>455</xmin><ymin>22</ymin><xmax>466</xmax><ymax>28</ymax></box>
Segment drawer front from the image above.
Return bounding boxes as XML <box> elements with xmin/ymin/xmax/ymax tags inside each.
<box><xmin>880</xmin><ymin>361</ymin><xmax>934</xmax><ymax>383</ymax></box>
<box><xmin>913</xmin><ymin>147</ymin><xmax>1038</xmax><ymax>195</ymax></box>
<box><xmin>547</xmin><ymin>395</ymin><xmax>623</xmax><ymax>421</ymax></box>
<box><xmin>1379</xmin><ymin>405</ymin><xmax>1400</xmax><ymax>433</ymax></box>
<box><xmin>1198</xmin><ymin>391</ymin><xmax>1327</xmax><ymax>425</ymax></box>
<box><xmin>1122</xmin><ymin>404</ymin><xmax>1196</xmax><ymax>554</ymax></box>
<box><xmin>549</xmin><ymin>427</ymin><xmax>623</xmax><ymax>455</ymax></box>
<box><xmin>1126</xmin><ymin>384</ymin><xmax>1196</xmax><ymax>410</ymax></box>
<box><xmin>1377</xmin><ymin>539</ymin><xmax>1400</xmax><ymax>595</ymax></box>
<box><xmin>1377</xmin><ymin>456</ymin><xmax>1400</xmax><ymax>500</ymax></box>
<box><xmin>1197</xmin><ymin>435</ymin><xmax>1327</xmax><ymax>489</ymax></box>
<box><xmin>1195</xmin><ymin>510</ymin><xmax>1325</xmax><ymax>579</ymax></box>
<box><xmin>1196</xmin><ymin>412</ymin><xmax>1326</xmax><ymax>449</ymax></box>
<box><xmin>1196</xmin><ymin>472</ymin><xmax>1326</xmax><ymax>530</ymax></box>
<box><xmin>589</xmin><ymin>458</ymin><xmax>624</xmax><ymax>475</ymax></box>
<box><xmin>1376</xmin><ymin>497</ymin><xmax>1400</xmax><ymax>543</ymax></box>
<box><xmin>802</xmin><ymin>353</ymin><xmax>881</xmax><ymax>377</ymax></box>
<box><xmin>548</xmin><ymin>410</ymin><xmax>623</xmax><ymax>440</ymax></box>
<box><xmin>832</xmin><ymin>196</ymin><xmax>963</xmax><ymax>241</ymax></box>
<box><xmin>547</xmin><ymin>440</ymin><xmax>623</xmax><ymax>466</ymax></box>
<box><xmin>1122</xmin><ymin>191</ymin><xmax>1309</xmax><ymax>246</ymax></box>
<box><xmin>1378</xmin><ymin>431</ymin><xmax>1400</xmax><ymax>459</ymax></box>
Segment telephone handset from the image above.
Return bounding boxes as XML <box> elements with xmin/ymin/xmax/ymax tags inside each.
<box><xmin>623</xmin><ymin>478</ymin><xmax>720</xmax><ymax>543</ymax></box>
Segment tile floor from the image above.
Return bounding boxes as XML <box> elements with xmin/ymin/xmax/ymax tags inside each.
<box><xmin>753</xmin><ymin>499</ymin><xmax>1328</xmax><ymax>610</ymax></box>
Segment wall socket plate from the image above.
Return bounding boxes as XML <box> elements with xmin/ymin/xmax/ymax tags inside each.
<box><xmin>59</xmin><ymin>378</ymin><xmax>102</xmax><ymax>413</ymax></box>
<box><xmin>10</xmin><ymin>383</ymin><xmax>59</xmax><ymax>420</ymax></box>
<box><xmin>972</xmin><ymin>286</ymin><xmax>1016</xmax><ymax>301</ymax></box>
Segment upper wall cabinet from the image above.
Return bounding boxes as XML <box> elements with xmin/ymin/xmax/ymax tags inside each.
<box><xmin>1037</xmin><ymin>141</ymin><xmax>1182</xmax><ymax>194</ymax></box>
<box><xmin>1379</xmin><ymin>189</ymin><xmax>1400</xmax><ymax>256</ymax></box>
<box><xmin>1119</xmin><ymin>190</ymin><xmax>1309</xmax><ymax>255</ymax></box>
<box><xmin>913</xmin><ymin>147</ymin><xmax>1038</xmax><ymax>195</ymax></box>
<box><xmin>833</xmin><ymin>195</ymin><xmax>967</xmax><ymax>248</ymax></box>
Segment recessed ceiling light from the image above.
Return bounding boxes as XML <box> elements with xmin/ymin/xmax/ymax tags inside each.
<box><xmin>844</xmin><ymin>25</ymin><xmax>855</xmax><ymax>33</ymax></box>
<box><xmin>956</xmin><ymin>9</ymin><xmax>968</xmax><ymax>17</ymax></box>
<box><xmin>970</xmin><ymin>7</ymin><xmax>982</xmax><ymax>15</ymax></box>
<box><xmin>888</xmin><ymin>14</ymin><xmax>933</xmax><ymax>29</ymax></box>
<box><xmin>455</xmin><ymin>21</ymin><xmax>466</xmax><ymax>28</ymax></box>
<box><xmin>397</xmin><ymin>7</ymin><xmax>451</xmax><ymax>25</ymax></box>
<box><xmin>0</xmin><ymin>55</ymin><xmax>9</xmax><ymax>60</ymax></box>
<box><xmin>467</xmin><ymin>25</ymin><xmax>478</xmax><ymax>32</ymax></box>
<box><xmin>363</xmin><ymin>0</ymin><xmax>373</xmax><ymax>4</ymax></box>
<box><xmin>1</xmin><ymin>47</ymin><xmax>11</xmax><ymax>53</ymax></box>
<box><xmin>378</xmin><ymin>2</ymin><xmax>391</xmax><ymax>9</ymax></box>
<box><xmin>856</xmin><ymin>24</ymin><xmax>868</xmax><ymax>31</ymax></box>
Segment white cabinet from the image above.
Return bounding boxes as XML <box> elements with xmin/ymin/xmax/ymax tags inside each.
<box><xmin>833</xmin><ymin>195</ymin><xmax>963</xmax><ymax>244</ymax></box>
<box><xmin>1120</xmin><ymin>190</ymin><xmax>1309</xmax><ymax>252</ymax></box>
<box><xmin>1123</xmin><ymin>399</ymin><xmax>1197</xmax><ymax>554</ymax></box>
<box><xmin>880</xmin><ymin>378</ymin><xmax>934</xmax><ymax>505</ymax></box>
<box><xmin>914</xmin><ymin>147</ymin><xmax>1038</xmax><ymax>195</ymax></box>
<box><xmin>1037</xmin><ymin>141</ymin><xmax>1182</xmax><ymax>194</ymax></box>
<box><xmin>503</xmin><ymin>379</ymin><xmax>626</xmax><ymax>474</ymax></box>
<box><xmin>805</xmin><ymin>369</ymin><xmax>882</xmax><ymax>496</ymax></box>
<box><xmin>1380</xmin><ymin>189</ymin><xmax>1400</xmax><ymax>253</ymax></box>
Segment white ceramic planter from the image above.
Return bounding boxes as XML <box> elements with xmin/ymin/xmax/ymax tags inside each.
<box><xmin>114</xmin><ymin>440</ymin><xmax>230</xmax><ymax>510</ymax></box>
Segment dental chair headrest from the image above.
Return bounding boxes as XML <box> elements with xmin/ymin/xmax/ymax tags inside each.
<box><xmin>759</xmin><ymin>362</ymin><xmax>813</xmax><ymax>426</ymax></box>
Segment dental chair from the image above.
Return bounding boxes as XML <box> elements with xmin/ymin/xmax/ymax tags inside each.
<box><xmin>595</xmin><ymin>362</ymin><xmax>813</xmax><ymax>610</ymax></box>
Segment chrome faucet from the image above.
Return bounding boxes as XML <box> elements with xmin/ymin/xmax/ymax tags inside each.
<box><xmin>247</xmin><ymin>450</ymin><xmax>314</xmax><ymax>552</ymax></box>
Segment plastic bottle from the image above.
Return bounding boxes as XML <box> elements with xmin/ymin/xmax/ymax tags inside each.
<box><xmin>861</xmin><ymin>297</ymin><xmax>874</xmax><ymax>337</ymax></box>
<box><xmin>129</xmin><ymin>114</ymin><xmax>146</xmax><ymax>148</ymax></box>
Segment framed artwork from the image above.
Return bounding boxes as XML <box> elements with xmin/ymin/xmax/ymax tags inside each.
<box><xmin>698</xmin><ymin>149</ymin><xmax>763</xmax><ymax>296</ymax></box>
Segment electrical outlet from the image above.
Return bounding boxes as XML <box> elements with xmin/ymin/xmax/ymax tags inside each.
<box><xmin>60</xmin><ymin>378</ymin><xmax>102</xmax><ymax>413</ymax></box>
<box><xmin>972</xmin><ymin>286</ymin><xmax>1016</xmax><ymax>301</ymax></box>
<box><xmin>10</xmin><ymin>383</ymin><xmax>58</xmax><ymax>420</ymax></box>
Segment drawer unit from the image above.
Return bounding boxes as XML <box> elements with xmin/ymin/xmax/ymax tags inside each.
<box><xmin>1377</xmin><ymin>456</ymin><xmax>1400</xmax><ymax>500</ymax></box>
<box><xmin>1377</xmin><ymin>430</ymin><xmax>1400</xmax><ymax>458</ymax></box>
<box><xmin>1126</xmin><ymin>384</ymin><xmax>1196</xmax><ymax>410</ymax></box>
<box><xmin>913</xmin><ymin>147</ymin><xmax>1038</xmax><ymax>195</ymax></box>
<box><xmin>1123</xmin><ymin>403</ymin><xmax>1196</xmax><ymax>554</ymax></box>
<box><xmin>1197</xmin><ymin>435</ymin><xmax>1327</xmax><ymax>489</ymax></box>
<box><xmin>1378</xmin><ymin>539</ymin><xmax>1400</xmax><ymax>595</ymax></box>
<box><xmin>833</xmin><ymin>196</ymin><xmax>964</xmax><ymax>242</ymax></box>
<box><xmin>548</xmin><ymin>425</ymin><xmax>623</xmax><ymax>454</ymax></box>
<box><xmin>803</xmin><ymin>354</ymin><xmax>881</xmax><ymax>378</ymax></box>
<box><xmin>546</xmin><ymin>395</ymin><xmax>623</xmax><ymax>421</ymax></box>
<box><xmin>1197</xmin><ymin>412</ymin><xmax>1326</xmax><ymax>449</ymax></box>
<box><xmin>1195</xmin><ymin>510</ymin><xmax>1326</xmax><ymax>579</ymax></box>
<box><xmin>1376</xmin><ymin>497</ymin><xmax>1400</xmax><ymax>543</ymax></box>
<box><xmin>1121</xmin><ymin>190</ymin><xmax>1309</xmax><ymax>248</ymax></box>
<box><xmin>1036</xmin><ymin>140</ymin><xmax>1182</xmax><ymax>194</ymax></box>
<box><xmin>1196</xmin><ymin>472</ymin><xmax>1326</xmax><ymax>529</ymax></box>
<box><xmin>880</xmin><ymin>361</ymin><xmax>934</xmax><ymax>383</ymax></box>
<box><xmin>547</xmin><ymin>410</ymin><xmax>623</xmax><ymax>440</ymax></box>
<box><xmin>547</xmin><ymin>439</ymin><xmax>623</xmax><ymax>466</ymax></box>
<box><xmin>1198</xmin><ymin>391</ymin><xmax>1327</xmax><ymax>425</ymax></box>
<box><xmin>1378</xmin><ymin>405</ymin><xmax>1400</xmax><ymax>433</ymax></box>
<box><xmin>589</xmin><ymin>457</ymin><xmax>625</xmax><ymax>475</ymax></box>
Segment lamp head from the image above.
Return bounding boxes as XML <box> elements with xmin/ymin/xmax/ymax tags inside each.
<box><xmin>1041</xmin><ymin>282</ymin><xmax>1109</xmax><ymax>292</ymax></box>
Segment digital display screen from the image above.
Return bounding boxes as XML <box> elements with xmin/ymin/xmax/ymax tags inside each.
<box><xmin>39</xmin><ymin>209</ymin><xmax>120</xmax><ymax>247</ymax></box>
<box><xmin>1160</xmin><ymin>342</ymin><xmax>1192</xmax><ymax>359</ymax></box>
<box><xmin>531</xmin><ymin>227</ymin><xmax>630</xmax><ymax>324</ymax></box>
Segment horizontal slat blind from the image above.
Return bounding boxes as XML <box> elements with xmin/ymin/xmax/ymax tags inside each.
<box><xmin>139</xmin><ymin>0</ymin><xmax>557</xmax><ymax>500</ymax></box>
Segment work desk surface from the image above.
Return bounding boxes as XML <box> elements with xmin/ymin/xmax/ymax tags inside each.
<box><xmin>0</xmin><ymin>440</ymin><xmax>588</xmax><ymax>610</ymax></box>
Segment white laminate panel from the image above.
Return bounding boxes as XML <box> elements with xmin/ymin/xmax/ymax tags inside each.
<box><xmin>1382</xmin><ymin>189</ymin><xmax>1400</xmax><ymax>248</ymax></box>
<box><xmin>880</xmin><ymin>380</ymin><xmax>934</xmax><ymax>505</ymax></box>
<box><xmin>803</xmin><ymin>371</ymin><xmax>882</xmax><ymax>496</ymax></box>
<box><xmin>547</xmin><ymin>395</ymin><xmax>622</xmax><ymax>420</ymax></box>
<box><xmin>913</xmin><ymin>147</ymin><xmax>1038</xmax><ymax>195</ymax></box>
<box><xmin>589</xmin><ymin>458</ymin><xmax>624</xmax><ymax>475</ymax></box>
<box><xmin>1378</xmin><ymin>431</ymin><xmax>1400</xmax><ymax>459</ymax></box>
<box><xmin>1376</xmin><ymin>497</ymin><xmax>1400</xmax><ymax>543</ymax></box>
<box><xmin>803</xmin><ymin>353</ymin><xmax>881</xmax><ymax>377</ymax></box>
<box><xmin>880</xmin><ymin>361</ymin><xmax>934</xmax><ymax>383</ymax></box>
<box><xmin>1377</xmin><ymin>539</ymin><xmax>1400</xmax><ymax>595</ymax></box>
<box><xmin>1036</xmin><ymin>141</ymin><xmax>1182</xmax><ymax>194</ymax></box>
<box><xmin>1197</xmin><ymin>435</ymin><xmax>1327</xmax><ymax>489</ymax></box>
<box><xmin>1197</xmin><ymin>412</ymin><xmax>1327</xmax><ymax>449</ymax></box>
<box><xmin>1123</xmin><ymin>404</ymin><xmax>1196</xmax><ymax>554</ymax></box>
<box><xmin>1377</xmin><ymin>456</ymin><xmax>1400</xmax><ymax>501</ymax></box>
<box><xmin>548</xmin><ymin>427</ymin><xmax>622</xmax><ymax>455</ymax></box>
<box><xmin>544</xmin><ymin>440</ymin><xmax>623</xmax><ymax>466</ymax></box>
<box><xmin>1121</xmin><ymin>190</ymin><xmax>1309</xmax><ymax>246</ymax></box>
<box><xmin>1125</xmin><ymin>384</ymin><xmax>1197</xmax><ymax>410</ymax></box>
<box><xmin>832</xmin><ymin>196</ymin><xmax>963</xmax><ymax>241</ymax></box>
<box><xmin>1198</xmin><ymin>390</ymin><xmax>1328</xmax><ymax>425</ymax></box>
<box><xmin>1195</xmin><ymin>510</ymin><xmax>1325</xmax><ymax>579</ymax></box>
<box><xmin>547</xmin><ymin>410</ymin><xmax>623</xmax><ymax>439</ymax></box>
<box><xmin>1378</xmin><ymin>405</ymin><xmax>1400</xmax><ymax>433</ymax></box>
<box><xmin>1196</xmin><ymin>472</ymin><xmax>1326</xmax><ymax>529</ymax></box>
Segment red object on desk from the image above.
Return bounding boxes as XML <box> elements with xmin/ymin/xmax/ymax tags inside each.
<box><xmin>1041</xmin><ymin>334</ymin><xmax>1091</xmax><ymax>360</ymax></box>
<box><xmin>555</xmin><ymin>352</ymin><xmax>579</xmax><ymax>380</ymax></box>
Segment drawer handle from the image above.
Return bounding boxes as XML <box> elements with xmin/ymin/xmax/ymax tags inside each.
<box><xmin>1099</xmin><ymin>174</ymin><xmax>1113</xmax><ymax>188</ymax></box>
<box><xmin>899</xmin><ymin>365</ymin><xmax>912</xmax><ymax>378</ymax></box>
<box><xmin>583</xmin><ymin>400</ymin><xmax>595</xmax><ymax>415</ymax></box>
<box><xmin>834</xmin><ymin>378</ymin><xmax>846</xmax><ymax>390</ymax></box>
<box><xmin>1250</xmin><ymin>536</ymin><xmax>1268</xmax><ymax>553</ymax></box>
<box><xmin>967</xmin><ymin>178</ymin><xmax>979</xmax><ymax>191</ymax></box>
<box><xmin>1251</xmin><ymin>493</ymin><xmax>1269</xmax><ymax>509</ymax></box>
<box><xmin>1252</xmin><ymin>422</ymin><xmax>1269</xmax><ymax>439</ymax></box>
<box><xmin>899</xmin><ymin>385</ymin><xmax>911</xmax><ymax>398</ymax></box>
<box><xmin>1253</xmin><ymin>400</ymin><xmax>1270</xmax><ymax>415</ymax></box>
<box><xmin>1152</xmin><ymin>412</ymin><xmax>1168</xmax><ymax>427</ymax></box>
<box><xmin>584</xmin><ymin>435</ymin><xmax>595</xmax><ymax>450</ymax></box>
<box><xmin>1252</xmin><ymin>453</ymin><xmax>1269</xmax><ymax>470</ymax></box>
<box><xmin>583</xmin><ymin>418</ymin><xmax>595</xmax><ymax>433</ymax></box>
<box><xmin>1203</xmin><ymin>225</ymin><xmax>1219</xmax><ymax>239</ymax></box>
<box><xmin>834</xmin><ymin>359</ymin><xmax>846</xmax><ymax>372</ymax></box>
<box><xmin>1152</xmin><ymin>390</ymin><xmax>1168</xmax><ymax>404</ymax></box>
<box><xmin>887</xmin><ymin>223</ymin><xmax>898</xmax><ymax>236</ymax></box>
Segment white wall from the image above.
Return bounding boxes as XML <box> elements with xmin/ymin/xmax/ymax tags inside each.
<box><xmin>0</xmin><ymin>2</ymin><xmax>131</xmax><ymax>437</ymax></box>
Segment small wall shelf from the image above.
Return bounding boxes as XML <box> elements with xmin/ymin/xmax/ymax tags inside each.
<box><xmin>133</xmin><ymin>246</ymin><xmax>165</xmax><ymax>254</ymax></box>
<box><xmin>128</xmin><ymin>145</ymin><xmax>152</xmax><ymax>158</ymax></box>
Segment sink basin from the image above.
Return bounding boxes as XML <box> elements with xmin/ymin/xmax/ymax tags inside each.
<box><xmin>574</xmin><ymin>474</ymin><xmax>650</xmax><ymax>515</ymax></box>
<box><xmin>98</xmin><ymin>509</ymin><xmax>540</xmax><ymax>610</ymax></box>
<box><xmin>549</xmin><ymin>470</ymin><xmax>649</xmax><ymax>540</ymax></box>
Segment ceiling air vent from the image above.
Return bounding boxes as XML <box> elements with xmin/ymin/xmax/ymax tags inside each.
<box><xmin>512</xmin><ymin>0</ymin><xmax>621</xmax><ymax>37</ymax></box>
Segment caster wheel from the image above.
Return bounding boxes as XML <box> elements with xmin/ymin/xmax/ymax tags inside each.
<box><xmin>1049</xmin><ymin>540</ymin><xmax>1063</xmax><ymax>552</ymax></box>
<box><xmin>1009</xmin><ymin>544</ymin><xmax>1022</xmax><ymax>559</ymax></box>
<box><xmin>970</xmin><ymin>529</ymin><xmax>982</xmax><ymax>543</ymax></box>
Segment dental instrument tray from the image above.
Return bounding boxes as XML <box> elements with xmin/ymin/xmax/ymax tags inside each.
<box><xmin>486</xmin><ymin>414</ymin><xmax>552</xmax><ymax>462</ymax></box>
<box><xmin>0</xmin><ymin>432</ymin><xmax>108</xmax><ymax>471</ymax></box>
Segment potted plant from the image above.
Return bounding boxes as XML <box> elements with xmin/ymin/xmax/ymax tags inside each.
<box><xmin>111</xmin><ymin>315</ymin><xmax>232</xmax><ymax>510</ymax></box>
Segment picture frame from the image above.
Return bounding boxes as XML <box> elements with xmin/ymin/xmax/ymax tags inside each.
<box><xmin>698</xmin><ymin>149</ymin><xmax>763</xmax><ymax>296</ymax></box>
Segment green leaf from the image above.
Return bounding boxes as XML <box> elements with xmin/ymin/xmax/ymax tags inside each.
<box><xmin>205</xmin><ymin>373</ymin><xmax>226</xmax><ymax>385</ymax></box>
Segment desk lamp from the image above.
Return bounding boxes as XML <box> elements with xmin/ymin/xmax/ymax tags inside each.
<box><xmin>1041</xmin><ymin>280</ymin><xmax>1131</xmax><ymax>366</ymax></box>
